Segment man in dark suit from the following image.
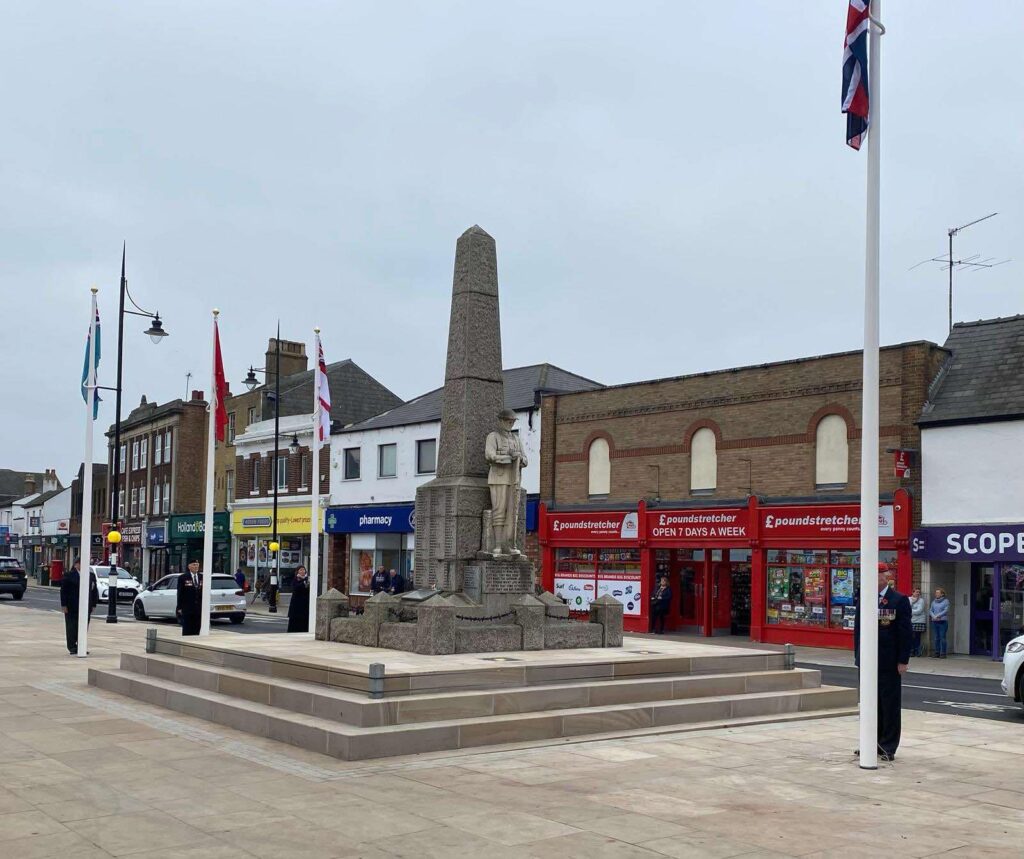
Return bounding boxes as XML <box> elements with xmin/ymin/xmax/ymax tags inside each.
<box><xmin>176</xmin><ymin>558</ymin><xmax>204</xmax><ymax>636</ymax></box>
<box><xmin>59</xmin><ymin>559</ymin><xmax>99</xmax><ymax>655</ymax></box>
<box><xmin>855</xmin><ymin>563</ymin><xmax>913</xmax><ymax>761</ymax></box>
<box><xmin>387</xmin><ymin>568</ymin><xmax>405</xmax><ymax>595</ymax></box>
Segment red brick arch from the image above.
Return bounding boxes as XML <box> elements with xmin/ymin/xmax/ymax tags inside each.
<box><xmin>683</xmin><ymin>419</ymin><xmax>723</xmax><ymax>452</ymax></box>
<box><xmin>806</xmin><ymin>404</ymin><xmax>856</xmax><ymax>440</ymax></box>
<box><xmin>582</xmin><ymin>429</ymin><xmax>616</xmax><ymax>457</ymax></box>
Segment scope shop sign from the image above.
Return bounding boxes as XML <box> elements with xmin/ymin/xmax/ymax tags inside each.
<box><xmin>912</xmin><ymin>524</ymin><xmax>1024</xmax><ymax>563</ymax></box>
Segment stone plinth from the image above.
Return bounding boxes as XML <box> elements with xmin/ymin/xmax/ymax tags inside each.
<box><xmin>589</xmin><ymin>594</ymin><xmax>625</xmax><ymax>647</ymax></box>
<box><xmin>315</xmin><ymin>588</ymin><xmax>349</xmax><ymax>641</ymax></box>
<box><xmin>478</xmin><ymin>554</ymin><xmax>533</xmax><ymax>616</ymax></box>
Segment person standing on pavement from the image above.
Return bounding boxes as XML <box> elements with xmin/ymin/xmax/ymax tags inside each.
<box><xmin>854</xmin><ymin>563</ymin><xmax>913</xmax><ymax>762</ymax></box>
<box><xmin>370</xmin><ymin>566</ymin><xmax>389</xmax><ymax>595</ymax></box>
<box><xmin>909</xmin><ymin>588</ymin><xmax>927</xmax><ymax>657</ymax></box>
<box><xmin>929</xmin><ymin>588</ymin><xmax>950</xmax><ymax>658</ymax></box>
<box><xmin>59</xmin><ymin>559</ymin><xmax>99</xmax><ymax>655</ymax></box>
<box><xmin>234</xmin><ymin>567</ymin><xmax>247</xmax><ymax>592</ymax></box>
<box><xmin>287</xmin><ymin>565</ymin><xmax>310</xmax><ymax>633</ymax></box>
<box><xmin>651</xmin><ymin>575</ymin><xmax>672</xmax><ymax>634</ymax></box>
<box><xmin>387</xmin><ymin>567</ymin><xmax>405</xmax><ymax>595</ymax></box>
<box><xmin>176</xmin><ymin>558</ymin><xmax>203</xmax><ymax>636</ymax></box>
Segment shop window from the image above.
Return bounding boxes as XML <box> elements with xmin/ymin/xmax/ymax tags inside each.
<box><xmin>416</xmin><ymin>439</ymin><xmax>436</xmax><ymax>475</ymax></box>
<box><xmin>815</xmin><ymin>415</ymin><xmax>849</xmax><ymax>487</ymax></box>
<box><xmin>766</xmin><ymin>548</ymin><xmax>897</xmax><ymax>630</ymax></box>
<box><xmin>378</xmin><ymin>444</ymin><xmax>397</xmax><ymax>478</ymax></box>
<box><xmin>552</xmin><ymin>547</ymin><xmax>642</xmax><ymax>617</ymax></box>
<box><xmin>690</xmin><ymin>428</ymin><xmax>717</xmax><ymax>493</ymax></box>
<box><xmin>588</xmin><ymin>438</ymin><xmax>610</xmax><ymax>497</ymax></box>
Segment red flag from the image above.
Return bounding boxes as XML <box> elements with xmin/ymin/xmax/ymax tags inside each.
<box><xmin>213</xmin><ymin>321</ymin><xmax>229</xmax><ymax>442</ymax></box>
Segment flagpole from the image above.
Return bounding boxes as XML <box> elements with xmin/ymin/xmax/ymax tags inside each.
<box><xmin>308</xmin><ymin>328</ymin><xmax>322</xmax><ymax>629</ymax></box>
<box><xmin>199</xmin><ymin>310</ymin><xmax>219</xmax><ymax>636</ymax></box>
<box><xmin>858</xmin><ymin>0</ymin><xmax>883</xmax><ymax>770</ymax></box>
<box><xmin>77</xmin><ymin>288</ymin><xmax>99</xmax><ymax>659</ymax></box>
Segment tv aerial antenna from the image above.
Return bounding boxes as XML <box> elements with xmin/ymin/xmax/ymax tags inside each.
<box><xmin>909</xmin><ymin>212</ymin><xmax>1010</xmax><ymax>334</ymax></box>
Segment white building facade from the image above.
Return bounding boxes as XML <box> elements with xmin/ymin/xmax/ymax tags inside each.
<box><xmin>913</xmin><ymin>316</ymin><xmax>1024</xmax><ymax>659</ymax></box>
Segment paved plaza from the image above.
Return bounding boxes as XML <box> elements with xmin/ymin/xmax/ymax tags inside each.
<box><xmin>1</xmin><ymin>607</ymin><xmax>1023</xmax><ymax>858</ymax></box>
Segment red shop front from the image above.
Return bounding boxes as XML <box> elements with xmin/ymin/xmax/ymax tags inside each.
<box><xmin>539</xmin><ymin>489</ymin><xmax>912</xmax><ymax>648</ymax></box>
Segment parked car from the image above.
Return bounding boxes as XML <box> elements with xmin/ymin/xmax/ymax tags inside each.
<box><xmin>133</xmin><ymin>573</ymin><xmax>246</xmax><ymax>625</ymax></box>
<box><xmin>89</xmin><ymin>566</ymin><xmax>142</xmax><ymax>603</ymax></box>
<box><xmin>0</xmin><ymin>556</ymin><xmax>27</xmax><ymax>600</ymax></box>
<box><xmin>1002</xmin><ymin>634</ymin><xmax>1024</xmax><ymax>712</ymax></box>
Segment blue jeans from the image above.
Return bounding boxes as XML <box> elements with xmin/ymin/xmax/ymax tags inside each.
<box><xmin>932</xmin><ymin>620</ymin><xmax>948</xmax><ymax>656</ymax></box>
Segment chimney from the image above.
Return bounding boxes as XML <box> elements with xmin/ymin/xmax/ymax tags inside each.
<box><xmin>140</xmin><ymin>394</ymin><xmax>148</xmax><ymax>406</ymax></box>
<box><xmin>265</xmin><ymin>337</ymin><xmax>308</xmax><ymax>389</ymax></box>
<box><xmin>43</xmin><ymin>468</ymin><xmax>58</xmax><ymax>492</ymax></box>
<box><xmin>24</xmin><ymin>474</ymin><xmax>36</xmax><ymax>496</ymax></box>
<box><xmin>191</xmin><ymin>390</ymin><xmax>205</xmax><ymax>402</ymax></box>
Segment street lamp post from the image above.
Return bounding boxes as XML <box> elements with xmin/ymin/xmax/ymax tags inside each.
<box><xmin>107</xmin><ymin>245</ymin><xmax>169</xmax><ymax>624</ymax></box>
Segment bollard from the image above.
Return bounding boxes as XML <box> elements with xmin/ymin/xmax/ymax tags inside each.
<box><xmin>368</xmin><ymin>662</ymin><xmax>385</xmax><ymax>699</ymax></box>
<box><xmin>784</xmin><ymin>643</ymin><xmax>795</xmax><ymax>670</ymax></box>
<box><xmin>145</xmin><ymin>628</ymin><xmax>157</xmax><ymax>654</ymax></box>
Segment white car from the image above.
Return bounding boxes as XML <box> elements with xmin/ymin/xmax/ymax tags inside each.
<box><xmin>132</xmin><ymin>573</ymin><xmax>246</xmax><ymax>625</ymax></box>
<box><xmin>1002</xmin><ymin>634</ymin><xmax>1024</xmax><ymax>712</ymax></box>
<box><xmin>90</xmin><ymin>566</ymin><xmax>142</xmax><ymax>603</ymax></box>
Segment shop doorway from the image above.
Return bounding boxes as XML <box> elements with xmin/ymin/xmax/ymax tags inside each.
<box><xmin>970</xmin><ymin>565</ymin><xmax>996</xmax><ymax>655</ymax></box>
<box><xmin>652</xmin><ymin>548</ymin><xmax>751</xmax><ymax>637</ymax></box>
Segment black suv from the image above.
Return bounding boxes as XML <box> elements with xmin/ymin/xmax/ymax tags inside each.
<box><xmin>0</xmin><ymin>556</ymin><xmax>27</xmax><ymax>600</ymax></box>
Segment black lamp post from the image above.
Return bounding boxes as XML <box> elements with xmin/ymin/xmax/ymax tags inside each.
<box><xmin>107</xmin><ymin>245</ymin><xmax>169</xmax><ymax>624</ymax></box>
<box><xmin>243</xmin><ymin>323</ymin><xmax>287</xmax><ymax>611</ymax></box>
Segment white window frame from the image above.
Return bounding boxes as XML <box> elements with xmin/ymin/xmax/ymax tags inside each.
<box><xmin>162</xmin><ymin>480</ymin><xmax>170</xmax><ymax>513</ymax></box>
<box><xmin>131</xmin><ymin>441</ymin><xmax>139</xmax><ymax>471</ymax></box>
<box><xmin>299</xmin><ymin>453</ymin><xmax>310</xmax><ymax>490</ymax></box>
<box><xmin>164</xmin><ymin>430</ymin><xmax>172</xmax><ymax>463</ymax></box>
<box><xmin>130</xmin><ymin>487</ymin><xmax>138</xmax><ymax>517</ymax></box>
<box><xmin>118</xmin><ymin>490</ymin><xmax>125</xmax><ymax>519</ymax></box>
<box><xmin>140</xmin><ymin>437</ymin><xmax>148</xmax><ymax>469</ymax></box>
<box><xmin>251</xmin><ymin>460</ymin><xmax>261</xmax><ymax>494</ymax></box>
<box><xmin>152</xmin><ymin>486</ymin><xmax>160</xmax><ymax>515</ymax></box>
<box><xmin>154</xmin><ymin>432</ymin><xmax>163</xmax><ymax>466</ymax></box>
<box><xmin>226</xmin><ymin>470</ymin><xmax>235</xmax><ymax>503</ymax></box>
<box><xmin>416</xmin><ymin>438</ymin><xmax>437</xmax><ymax>475</ymax></box>
<box><xmin>228</xmin><ymin>412</ymin><xmax>236</xmax><ymax>444</ymax></box>
<box><xmin>119</xmin><ymin>444</ymin><xmax>126</xmax><ymax>471</ymax></box>
<box><xmin>139</xmin><ymin>484</ymin><xmax>146</xmax><ymax>514</ymax></box>
<box><xmin>378</xmin><ymin>443</ymin><xmax>397</xmax><ymax>479</ymax></box>
<box><xmin>276</xmin><ymin>457</ymin><xmax>288</xmax><ymax>491</ymax></box>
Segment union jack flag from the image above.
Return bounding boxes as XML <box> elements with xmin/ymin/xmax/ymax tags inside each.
<box><xmin>842</xmin><ymin>0</ymin><xmax>871</xmax><ymax>150</ymax></box>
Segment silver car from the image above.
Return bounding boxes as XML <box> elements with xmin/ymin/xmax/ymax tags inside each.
<box><xmin>132</xmin><ymin>573</ymin><xmax>246</xmax><ymax>625</ymax></box>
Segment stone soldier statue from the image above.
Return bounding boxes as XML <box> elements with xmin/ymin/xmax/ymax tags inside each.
<box><xmin>484</xmin><ymin>408</ymin><xmax>528</xmax><ymax>556</ymax></box>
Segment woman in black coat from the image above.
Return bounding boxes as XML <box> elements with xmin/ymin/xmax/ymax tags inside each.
<box><xmin>287</xmin><ymin>565</ymin><xmax>310</xmax><ymax>633</ymax></box>
<box><xmin>651</xmin><ymin>575</ymin><xmax>672</xmax><ymax>634</ymax></box>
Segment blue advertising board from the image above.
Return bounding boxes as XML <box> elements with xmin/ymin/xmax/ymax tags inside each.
<box><xmin>911</xmin><ymin>524</ymin><xmax>1024</xmax><ymax>563</ymax></box>
<box><xmin>325</xmin><ymin>505</ymin><xmax>415</xmax><ymax>534</ymax></box>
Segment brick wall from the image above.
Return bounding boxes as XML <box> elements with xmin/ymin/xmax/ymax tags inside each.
<box><xmin>542</xmin><ymin>342</ymin><xmax>946</xmax><ymax>520</ymax></box>
<box><xmin>172</xmin><ymin>403</ymin><xmax>209</xmax><ymax>514</ymax></box>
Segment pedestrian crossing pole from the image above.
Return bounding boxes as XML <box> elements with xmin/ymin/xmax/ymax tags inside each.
<box><xmin>858</xmin><ymin>1</ymin><xmax>884</xmax><ymax>770</ymax></box>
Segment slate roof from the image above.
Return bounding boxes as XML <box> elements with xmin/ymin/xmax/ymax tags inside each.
<box><xmin>0</xmin><ymin>470</ymin><xmax>48</xmax><ymax>507</ymax></box>
<box><xmin>919</xmin><ymin>315</ymin><xmax>1024</xmax><ymax>427</ymax></box>
<box><xmin>342</xmin><ymin>364</ymin><xmax>603</xmax><ymax>433</ymax></box>
<box><xmin>266</xmin><ymin>360</ymin><xmax>403</xmax><ymax>429</ymax></box>
<box><xmin>22</xmin><ymin>487</ymin><xmax>66</xmax><ymax>509</ymax></box>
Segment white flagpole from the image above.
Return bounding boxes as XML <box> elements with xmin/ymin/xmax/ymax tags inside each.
<box><xmin>308</xmin><ymin>327</ymin><xmax>322</xmax><ymax>628</ymax></box>
<box><xmin>199</xmin><ymin>310</ymin><xmax>219</xmax><ymax>636</ymax></box>
<box><xmin>858</xmin><ymin>0</ymin><xmax>883</xmax><ymax>770</ymax></box>
<box><xmin>77</xmin><ymin>288</ymin><xmax>98</xmax><ymax>659</ymax></box>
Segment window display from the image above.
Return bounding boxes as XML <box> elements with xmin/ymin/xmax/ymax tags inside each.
<box><xmin>766</xmin><ymin>549</ymin><xmax>896</xmax><ymax>630</ymax></box>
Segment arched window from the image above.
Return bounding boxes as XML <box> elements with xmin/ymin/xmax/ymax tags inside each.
<box><xmin>588</xmin><ymin>438</ymin><xmax>610</xmax><ymax>496</ymax></box>
<box><xmin>690</xmin><ymin>428</ymin><xmax>717</xmax><ymax>492</ymax></box>
<box><xmin>815</xmin><ymin>414</ymin><xmax>849</xmax><ymax>487</ymax></box>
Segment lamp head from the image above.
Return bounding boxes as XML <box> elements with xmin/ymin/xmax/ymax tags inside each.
<box><xmin>289</xmin><ymin>434</ymin><xmax>300</xmax><ymax>454</ymax></box>
<box><xmin>145</xmin><ymin>314</ymin><xmax>169</xmax><ymax>344</ymax></box>
<box><xmin>243</xmin><ymin>366</ymin><xmax>259</xmax><ymax>391</ymax></box>
<box><xmin>269</xmin><ymin>541</ymin><xmax>280</xmax><ymax>553</ymax></box>
<box><xmin>107</xmin><ymin>530</ymin><xmax>122</xmax><ymax>545</ymax></box>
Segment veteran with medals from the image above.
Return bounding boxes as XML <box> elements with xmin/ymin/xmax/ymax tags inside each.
<box><xmin>854</xmin><ymin>563</ymin><xmax>913</xmax><ymax>761</ymax></box>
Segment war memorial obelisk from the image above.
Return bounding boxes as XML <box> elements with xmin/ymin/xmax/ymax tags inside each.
<box><xmin>412</xmin><ymin>225</ymin><xmax>532</xmax><ymax>610</ymax></box>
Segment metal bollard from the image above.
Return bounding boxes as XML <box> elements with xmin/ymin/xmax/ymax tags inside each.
<box><xmin>784</xmin><ymin>643</ymin><xmax>795</xmax><ymax>670</ymax></box>
<box><xmin>368</xmin><ymin>662</ymin><xmax>385</xmax><ymax>699</ymax></box>
<box><xmin>145</xmin><ymin>628</ymin><xmax>157</xmax><ymax>654</ymax></box>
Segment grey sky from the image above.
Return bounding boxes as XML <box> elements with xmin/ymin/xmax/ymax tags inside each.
<box><xmin>2</xmin><ymin>2</ymin><xmax>1020</xmax><ymax>484</ymax></box>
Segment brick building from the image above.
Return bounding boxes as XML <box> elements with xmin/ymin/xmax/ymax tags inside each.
<box><xmin>538</xmin><ymin>341</ymin><xmax>947</xmax><ymax>648</ymax></box>
<box><xmin>69</xmin><ymin>462</ymin><xmax>108</xmax><ymax>565</ymax></box>
<box><xmin>105</xmin><ymin>392</ymin><xmax>212</xmax><ymax>581</ymax></box>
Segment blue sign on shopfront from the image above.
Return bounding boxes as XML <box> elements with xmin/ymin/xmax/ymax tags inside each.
<box><xmin>325</xmin><ymin>505</ymin><xmax>415</xmax><ymax>534</ymax></box>
<box><xmin>911</xmin><ymin>524</ymin><xmax>1024</xmax><ymax>563</ymax></box>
